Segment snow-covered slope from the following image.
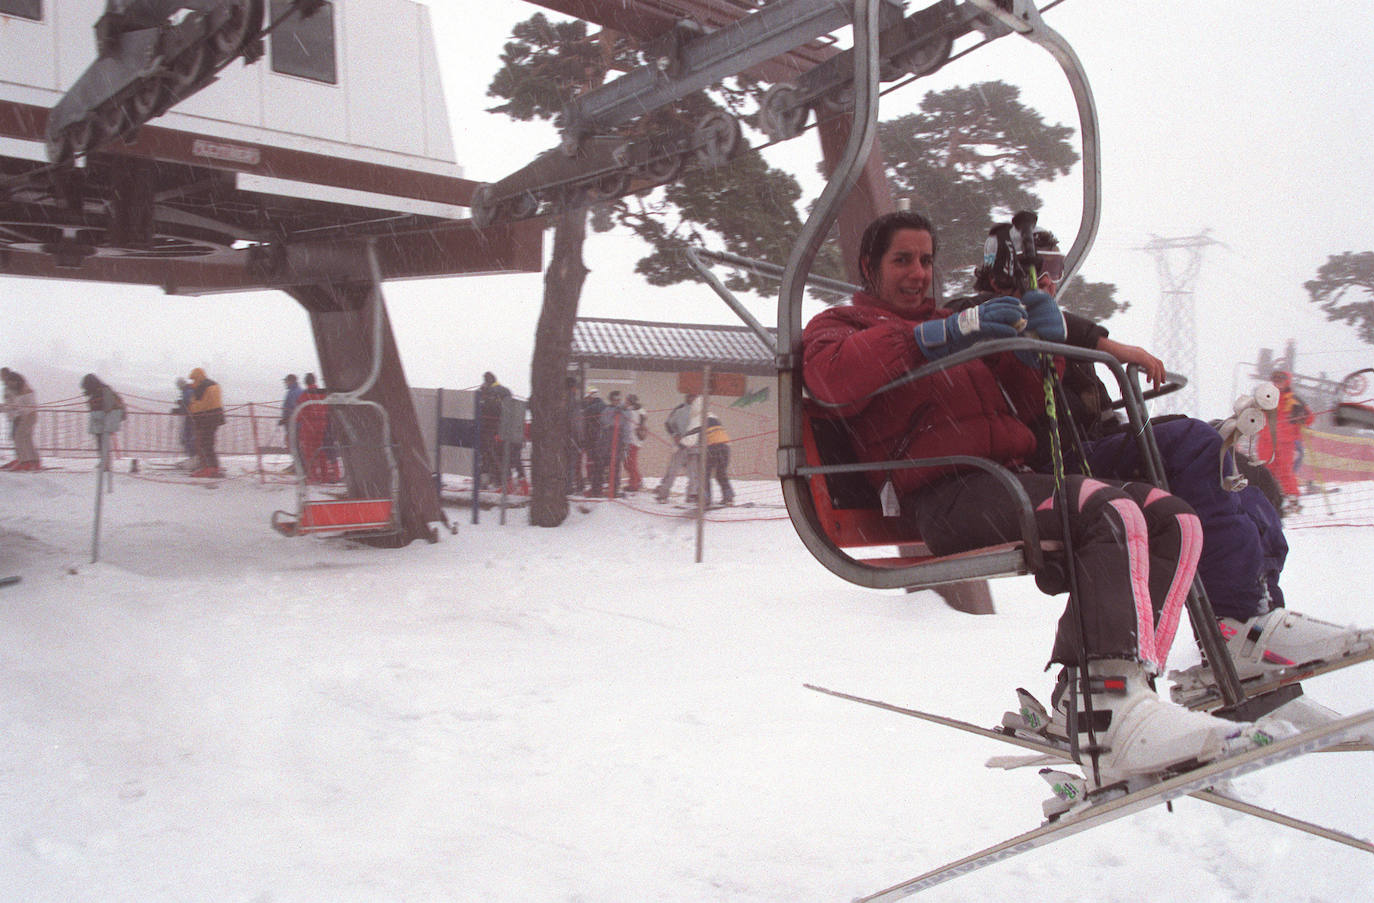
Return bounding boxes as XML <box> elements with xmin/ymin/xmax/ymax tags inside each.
<box><xmin>2</xmin><ymin>464</ymin><xmax>1371</xmax><ymax>901</ymax></box>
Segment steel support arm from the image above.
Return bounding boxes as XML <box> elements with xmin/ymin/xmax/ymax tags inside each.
<box><xmin>559</xmin><ymin>0</ymin><xmax>904</xmax><ymax>146</ymax></box>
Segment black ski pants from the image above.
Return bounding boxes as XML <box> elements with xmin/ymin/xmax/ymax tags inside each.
<box><xmin>906</xmin><ymin>471</ymin><xmax>1202</xmax><ymax>671</ymax></box>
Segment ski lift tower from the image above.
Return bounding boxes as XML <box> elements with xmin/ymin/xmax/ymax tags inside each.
<box><xmin>1143</xmin><ymin>231</ymin><xmax>1221</xmax><ymax>417</ymax></box>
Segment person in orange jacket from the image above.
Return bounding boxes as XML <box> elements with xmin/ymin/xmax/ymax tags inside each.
<box><xmin>1256</xmin><ymin>370</ymin><xmax>1313</xmax><ymax>514</ymax></box>
<box><xmin>186</xmin><ymin>367</ymin><xmax>225</xmax><ymax>477</ymax></box>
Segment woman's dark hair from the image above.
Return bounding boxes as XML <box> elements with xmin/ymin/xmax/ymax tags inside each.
<box><xmin>857</xmin><ymin>210</ymin><xmax>938</xmax><ymax>291</ymax></box>
<box><xmin>80</xmin><ymin>373</ymin><xmax>102</xmax><ymax>394</ymax></box>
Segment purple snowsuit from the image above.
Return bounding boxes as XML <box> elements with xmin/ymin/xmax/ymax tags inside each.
<box><xmin>1080</xmin><ymin>417</ymin><xmax>1287</xmax><ymax>620</ymax></box>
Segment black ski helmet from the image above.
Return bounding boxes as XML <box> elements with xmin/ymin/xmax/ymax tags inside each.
<box><xmin>975</xmin><ymin>211</ymin><xmax>1041</xmax><ymax>293</ymax></box>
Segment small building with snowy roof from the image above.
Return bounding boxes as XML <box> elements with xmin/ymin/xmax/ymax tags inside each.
<box><xmin>570</xmin><ymin>317</ymin><xmax>778</xmax><ymax>484</ymax></box>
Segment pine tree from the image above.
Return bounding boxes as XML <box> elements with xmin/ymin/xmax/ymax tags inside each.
<box><xmin>485</xmin><ymin>13</ymin><xmax>803</xmax><ymax>524</ymax></box>
<box><xmin>1305</xmin><ymin>251</ymin><xmax>1374</xmax><ymax>345</ymax></box>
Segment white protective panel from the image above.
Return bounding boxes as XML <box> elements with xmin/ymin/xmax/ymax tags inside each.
<box><xmin>343</xmin><ymin>0</ymin><xmax>425</xmax><ymax>156</ymax></box>
<box><xmin>1</xmin><ymin>1</ymin><xmax>460</xmax><ymax>170</ymax></box>
<box><xmin>415</xmin><ymin>3</ymin><xmax>456</xmax><ymax>165</ymax></box>
<box><xmin>0</xmin><ymin>1</ymin><xmax>67</xmax><ymax>95</ymax></box>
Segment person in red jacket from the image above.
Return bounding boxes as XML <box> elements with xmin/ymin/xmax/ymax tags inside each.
<box><xmin>295</xmin><ymin>372</ymin><xmax>335</xmax><ymax>484</ymax></box>
<box><xmin>1255</xmin><ymin>369</ymin><xmax>1313</xmax><ymax>514</ymax></box>
<box><xmin>802</xmin><ymin>210</ymin><xmax>1273</xmax><ymax>790</ymax></box>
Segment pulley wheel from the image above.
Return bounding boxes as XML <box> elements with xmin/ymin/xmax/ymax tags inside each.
<box><xmin>694</xmin><ymin>112</ymin><xmax>742</xmax><ymax>168</ymax></box>
<box><xmin>760</xmin><ymin>85</ymin><xmax>808</xmax><ymax>140</ymax></box>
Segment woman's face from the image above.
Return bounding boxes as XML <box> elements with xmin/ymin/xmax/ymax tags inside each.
<box><xmin>867</xmin><ymin>227</ymin><xmax>934</xmax><ymax>318</ymax></box>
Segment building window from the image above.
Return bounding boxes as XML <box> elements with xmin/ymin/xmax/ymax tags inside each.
<box><xmin>0</xmin><ymin>1</ymin><xmax>42</xmax><ymax>21</ymax></box>
<box><xmin>269</xmin><ymin>0</ymin><xmax>337</xmax><ymax>84</ymax></box>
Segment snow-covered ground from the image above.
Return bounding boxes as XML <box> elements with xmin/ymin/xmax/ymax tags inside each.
<box><xmin>2</xmin><ymin>462</ymin><xmax>1371</xmax><ymax>902</ymax></box>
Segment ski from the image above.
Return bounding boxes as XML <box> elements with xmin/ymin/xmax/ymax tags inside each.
<box><xmin>1189</xmin><ymin>788</ymin><xmax>1374</xmax><ymax>854</ymax></box>
<box><xmin>1170</xmin><ymin>646</ymin><xmax>1374</xmax><ymax>711</ymax></box>
<box><xmin>985</xmin><ymin>735</ymin><xmax>1371</xmax><ymax>771</ymax></box>
<box><xmin>805</xmin><ymin>683</ymin><xmax>1371</xmax><ymax>761</ymax></box>
<box><xmin>804</xmin><ymin>684</ymin><xmax>1057</xmax><ymax>756</ymax></box>
<box><xmin>805</xmin><ymin>684</ymin><xmax>1374</xmax><ymax>885</ymax></box>
<box><xmin>843</xmin><ymin>708</ymin><xmax>1374</xmax><ymax>901</ymax></box>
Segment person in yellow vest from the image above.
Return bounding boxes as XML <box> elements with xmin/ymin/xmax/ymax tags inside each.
<box><xmin>702</xmin><ymin>413</ymin><xmax>735</xmax><ymax>507</ymax></box>
<box><xmin>186</xmin><ymin>367</ymin><xmax>225</xmax><ymax>478</ymax></box>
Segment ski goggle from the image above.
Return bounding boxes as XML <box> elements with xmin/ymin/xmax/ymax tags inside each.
<box><xmin>1038</xmin><ymin>250</ymin><xmax>1065</xmax><ymax>283</ymax></box>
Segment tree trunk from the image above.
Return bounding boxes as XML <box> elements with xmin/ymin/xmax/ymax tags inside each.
<box><xmin>528</xmin><ymin>206</ymin><xmax>590</xmax><ymax>527</ymax></box>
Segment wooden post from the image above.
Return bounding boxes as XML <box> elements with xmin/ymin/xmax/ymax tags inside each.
<box><xmin>695</xmin><ymin>365</ymin><xmax>711</xmax><ymax>563</ymax></box>
<box><xmin>248</xmin><ymin>402</ymin><xmax>265</xmax><ymax>485</ymax></box>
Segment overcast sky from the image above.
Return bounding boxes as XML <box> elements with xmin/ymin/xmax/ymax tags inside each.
<box><xmin>3</xmin><ymin>0</ymin><xmax>1373</xmax><ymax>413</ymax></box>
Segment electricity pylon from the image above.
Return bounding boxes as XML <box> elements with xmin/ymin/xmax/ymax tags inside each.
<box><xmin>1142</xmin><ymin>231</ymin><xmax>1222</xmax><ymax>417</ymax></box>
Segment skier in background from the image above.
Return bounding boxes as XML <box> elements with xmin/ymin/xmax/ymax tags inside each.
<box><xmin>186</xmin><ymin>367</ymin><xmax>224</xmax><ymax>478</ymax></box>
<box><xmin>0</xmin><ymin>367</ymin><xmax>40</xmax><ymax>471</ymax></box>
<box><xmin>1256</xmin><ymin>370</ymin><xmax>1313</xmax><ymax>515</ymax></box>
<box><xmin>476</xmin><ymin>371</ymin><xmax>512</xmax><ymax>490</ymax></box>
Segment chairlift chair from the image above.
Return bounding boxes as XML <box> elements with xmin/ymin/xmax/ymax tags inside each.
<box><xmin>723</xmin><ymin>0</ymin><xmax>1255</xmax><ymax>715</ymax></box>
<box><xmin>270</xmin><ymin>394</ymin><xmax>400</xmax><ymax>539</ymax></box>
<box><xmin>270</xmin><ymin>243</ymin><xmax>402</xmax><ymax>540</ymax></box>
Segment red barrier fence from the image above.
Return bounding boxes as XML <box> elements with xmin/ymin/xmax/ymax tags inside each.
<box><xmin>3</xmin><ymin>394</ymin><xmax>284</xmax><ymax>460</ymax></box>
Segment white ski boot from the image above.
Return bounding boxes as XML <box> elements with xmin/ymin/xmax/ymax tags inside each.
<box><xmin>1049</xmin><ymin>660</ymin><xmax>1263</xmax><ymax>785</ymax></box>
<box><xmin>1004</xmin><ymin>670</ymin><xmax>1295</xmax><ymax>816</ymax></box>
<box><xmin>1171</xmin><ymin>609</ymin><xmax>1374</xmax><ymax>704</ymax></box>
<box><xmin>1220</xmin><ymin>609</ymin><xmax>1373</xmax><ymax>679</ymax></box>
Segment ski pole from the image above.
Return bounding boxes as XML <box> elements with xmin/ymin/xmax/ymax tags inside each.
<box><xmin>1014</xmin><ymin>209</ymin><xmax>1103</xmax><ymax>784</ymax></box>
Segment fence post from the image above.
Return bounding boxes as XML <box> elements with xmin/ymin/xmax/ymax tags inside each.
<box><xmin>471</xmin><ymin>390</ymin><xmax>480</xmax><ymax>524</ymax></box>
<box><xmin>695</xmin><ymin>365</ymin><xmax>712</xmax><ymax>563</ymax></box>
<box><xmin>434</xmin><ymin>387</ymin><xmax>444</xmax><ymax>507</ymax></box>
<box><xmin>248</xmin><ymin>403</ymin><xmax>266</xmax><ymax>484</ymax></box>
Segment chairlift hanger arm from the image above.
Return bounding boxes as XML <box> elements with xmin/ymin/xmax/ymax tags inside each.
<box><xmin>965</xmin><ymin>0</ymin><xmax>1100</xmax><ymax>286</ymax></box>
<box><xmin>470</xmin><ymin>0</ymin><xmax>1046</xmax><ymax>227</ymax></box>
<box><xmin>693</xmin><ymin>248</ymin><xmax>858</xmax><ymax>291</ymax></box>
<box><xmin>777</xmin><ymin>0</ymin><xmax>1099</xmax><ymax>505</ymax></box>
<box><xmin>558</xmin><ymin>0</ymin><xmax>884</xmax><ymax>148</ymax></box>
<box><xmin>683</xmin><ymin>248</ymin><xmax>780</xmax><ymax>355</ymax></box>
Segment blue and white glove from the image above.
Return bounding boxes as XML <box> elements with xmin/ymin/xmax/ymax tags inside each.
<box><xmin>1015</xmin><ymin>289</ymin><xmax>1066</xmax><ymax>368</ymax></box>
<box><xmin>914</xmin><ymin>297</ymin><xmax>1027</xmax><ymax>361</ymax></box>
<box><xmin>1021</xmin><ymin>290</ymin><xmax>1065</xmax><ymax>342</ymax></box>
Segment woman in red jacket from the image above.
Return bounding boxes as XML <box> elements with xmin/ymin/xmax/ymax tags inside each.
<box><xmin>802</xmin><ymin>211</ymin><xmax>1269</xmax><ymax>789</ymax></box>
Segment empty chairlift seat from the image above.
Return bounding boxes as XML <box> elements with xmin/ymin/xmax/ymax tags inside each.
<box><xmin>271</xmin><ymin>497</ymin><xmax>395</xmax><ymax>537</ymax></box>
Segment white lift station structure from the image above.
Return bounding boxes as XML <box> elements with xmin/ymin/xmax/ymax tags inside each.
<box><xmin>0</xmin><ymin>1</ymin><xmax>542</xmax><ymax>544</ymax></box>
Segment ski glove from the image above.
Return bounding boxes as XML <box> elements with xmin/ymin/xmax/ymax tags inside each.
<box><xmin>1015</xmin><ymin>289</ymin><xmax>1067</xmax><ymax>369</ymax></box>
<box><xmin>914</xmin><ymin>297</ymin><xmax>1027</xmax><ymax>361</ymax></box>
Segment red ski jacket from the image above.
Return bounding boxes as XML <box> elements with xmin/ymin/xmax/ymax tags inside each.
<box><xmin>801</xmin><ymin>291</ymin><xmax>1047</xmax><ymax>495</ymax></box>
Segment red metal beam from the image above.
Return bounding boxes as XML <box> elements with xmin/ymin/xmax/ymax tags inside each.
<box><xmin>0</xmin><ymin>100</ymin><xmax>480</xmax><ymax>207</ymax></box>
<box><xmin>0</xmin><ymin>220</ymin><xmax>544</xmax><ymax>293</ymax></box>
